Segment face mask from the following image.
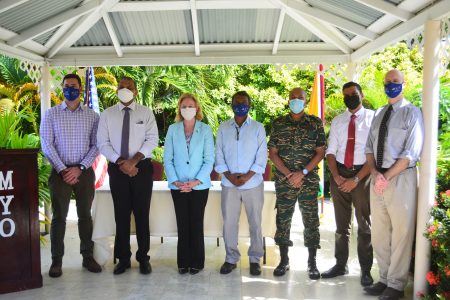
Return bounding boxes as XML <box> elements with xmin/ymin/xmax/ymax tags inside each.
<box><xmin>344</xmin><ymin>95</ymin><xmax>361</xmax><ymax>110</ymax></box>
<box><xmin>384</xmin><ymin>82</ymin><xmax>403</xmax><ymax>98</ymax></box>
<box><xmin>63</xmin><ymin>87</ymin><xmax>80</xmax><ymax>101</ymax></box>
<box><xmin>117</xmin><ymin>88</ymin><xmax>134</xmax><ymax>103</ymax></box>
<box><xmin>232</xmin><ymin>104</ymin><xmax>250</xmax><ymax>117</ymax></box>
<box><xmin>289</xmin><ymin>99</ymin><xmax>305</xmax><ymax>114</ymax></box>
<box><xmin>180</xmin><ymin>107</ymin><xmax>196</xmax><ymax>121</ymax></box>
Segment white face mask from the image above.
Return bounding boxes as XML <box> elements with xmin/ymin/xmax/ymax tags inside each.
<box><xmin>180</xmin><ymin>107</ymin><xmax>197</xmax><ymax>121</ymax></box>
<box><xmin>117</xmin><ymin>88</ymin><xmax>134</xmax><ymax>103</ymax></box>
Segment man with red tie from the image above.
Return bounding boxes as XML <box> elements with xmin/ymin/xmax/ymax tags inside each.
<box><xmin>322</xmin><ymin>82</ymin><xmax>375</xmax><ymax>286</ymax></box>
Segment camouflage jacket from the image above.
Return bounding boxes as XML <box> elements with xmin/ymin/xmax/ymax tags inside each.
<box><xmin>268</xmin><ymin>113</ymin><xmax>326</xmax><ymax>182</ymax></box>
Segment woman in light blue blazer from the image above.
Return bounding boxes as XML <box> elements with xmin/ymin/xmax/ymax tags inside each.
<box><xmin>163</xmin><ymin>93</ymin><xmax>214</xmax><ymax>275</ymax></box>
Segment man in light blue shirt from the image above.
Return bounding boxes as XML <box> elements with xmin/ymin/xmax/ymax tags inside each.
<box><xmin>215</xmin><ymin>91</ymin><xmax>268</xmax><ymax>276</ymax></box>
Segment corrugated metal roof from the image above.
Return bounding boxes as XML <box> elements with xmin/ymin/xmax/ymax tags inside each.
<box><xmin>280</xmin><ymin>15</ymin><xmax>322</xmax><ymax>43</ymax></box>
<box><xmin>74</xmin><ymin>19</ymin><xmax>113</xmax><ymax>46</ymax></box>
<box><xmin>385</xmin><ymin>0</ymin><xmax>404</xmax><ymax>5</ymax></box>
<box><xmin>198</xmin><ymin>9</ymin><xmax>278</xmax><ymax>43</ymax></box>
<box><xmin>0</xmin><ymin>0</ymin><xmax>82</xmax><ymax>33</ymax></box>
<box><xmin>33</xmin><ymin>27</ymin><xmax>60</xmax><ymax>45</ymax></box>
<box><xmin>304</xmin><ymin>0</ymin><xmax>384</xmax><ymax>27</ymax></box>
<box><xmin>338</xmin><ymin>28</ymin><xmax>356</xmax><ymax>40</ymax></box>
<box><xmin>110</xmin><ymin>11</ymin><xmax>192</xmax><ymax>45</ymax></box>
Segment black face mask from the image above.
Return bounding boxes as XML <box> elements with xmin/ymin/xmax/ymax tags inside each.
<box><xmin>344</xmin><ymin>94</ymin><xmax>361</xmax><ymax>110</ymax></box>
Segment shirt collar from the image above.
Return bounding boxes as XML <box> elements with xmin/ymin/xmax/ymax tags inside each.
<box><xmin>230</xmin><ymin>116</ymin><xmax>251</xmax><ymax>127</ymax></box>
<box><xmin>345</xmin><ymin>106</ymin><xmax>365</xmax><ymax>119</ymax></box>
<box><xmin>118</xmin><ymin>101</ymin><xmax>136</xmax><ymax>111</ymax></box>
<box><xmin>391</xmin><ymin>97</ymin><xmax>409</xmax><ymax>112</ymax></box>
<box><xmin>60</xmin><ymin>101</ymin><xmax>84</xmax><ymax>112</ymax></box>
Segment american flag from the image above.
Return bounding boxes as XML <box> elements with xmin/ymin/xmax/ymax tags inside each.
<box><xmin>85</xmin><ymin>67</ymin><xmax>108</xmax><ymax>189</ymax></box>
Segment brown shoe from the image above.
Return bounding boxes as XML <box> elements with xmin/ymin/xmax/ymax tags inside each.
<box><xmin>49</xmin><ymin>259</ymin><xmax>62</xmax><ymax>278</ymax></box>
<box><xmin>82</xmin><ymin>257</ymin><xmax>102</xmax><ymax>273</ymax></box>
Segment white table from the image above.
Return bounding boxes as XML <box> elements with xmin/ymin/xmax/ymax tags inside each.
<box><xmin>92</xmin><ymin>180</ymin><xmax>277</xmax><ymax>266</ymax></box>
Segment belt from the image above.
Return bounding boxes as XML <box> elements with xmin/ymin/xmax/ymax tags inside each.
<box><xmin>111</xmin><ymin>158</ymin><xmax>151</xmax><ymax>165</ymax></box>
<box><xmin>336</xmin><ymin>162</ymin><xmax>364</xmax><ymax>171</ymax></box>
<box><xmin>377</xmin><ymin>166</ymin><xmax>416</xmax><ymax>173</ymax></box>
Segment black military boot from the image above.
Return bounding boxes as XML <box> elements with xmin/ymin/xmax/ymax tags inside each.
<box><xmin>273</xmin><ymin>246</ymin><xmax>290</xmax><ymax>276</ymax></box>
<box><xmin>307</xmin><ymin>248</ymin><xmax>320</xmax><ymax>280</ymax></box>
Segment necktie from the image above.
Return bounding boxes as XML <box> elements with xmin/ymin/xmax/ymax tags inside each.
<box><xmin>344</xmin><ymin>114</ymin><xmax>356</xmax><ymax>168</ymax></box>
<box><xmin>376</xmin><ymin>105</ymin><xmax>393</xmax><ymax>169</ymax></box>
<box><xmin>121</xmin><ymin>107</ymin><xmax>130</xmax><ymax>159</ymax></box>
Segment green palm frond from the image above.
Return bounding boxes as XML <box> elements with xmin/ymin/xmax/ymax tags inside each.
<box><xmin>0</xmin><ymin>55</ymin><xmax>31</xmax><ymax>85</ymax></box>
<box><xmin>0</xmin><ymin>83</ymin><xmax>15</xmax><ymax>99</ymax></box>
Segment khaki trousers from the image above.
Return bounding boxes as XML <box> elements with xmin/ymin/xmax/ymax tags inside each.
<box><xmin>370</xmin><ymin>167</ymin><xmax>417</xmax><ymax>291</ymax></box>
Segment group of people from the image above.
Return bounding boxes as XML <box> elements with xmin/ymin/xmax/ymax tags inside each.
<box><xmin>40</xmin><ymin>68</ymin><xmax>424</xmax><ymax>300</ymax></box>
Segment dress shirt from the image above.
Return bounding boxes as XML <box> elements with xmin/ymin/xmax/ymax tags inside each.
<box><xmin>365</xmin><ymin>98</ymin><xmax>424</xmax><ymax>168</ymax></box>
<box><xmin>97</xmin><ymin>101</ymin><xmax>159</xmax><ymax>163</ymax></box>
<box><xmin>215</xmin><ymin>117</ymin><xmax>267</xmax><ymax>190</ymax></box>
<box><xmin>40</xmin><ymin>102</ymin><xmax>99</xmax><ymax>173</ymax></box>
<box><xmin>326</xmin><ymin>107</ymin><xmax>374</xmax><ymax>165</ymax></box>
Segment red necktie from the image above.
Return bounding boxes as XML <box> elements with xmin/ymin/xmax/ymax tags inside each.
<box><xmin>344</xmin><ymin>114</ymin><xmax>356</xmax><ymax>168</ymax></box>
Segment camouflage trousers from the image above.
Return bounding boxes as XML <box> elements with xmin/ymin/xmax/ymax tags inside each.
<box><xmin>274</xmin><ymin>180</ymin><xmax>320</xmax><ymax>249</ymax></box>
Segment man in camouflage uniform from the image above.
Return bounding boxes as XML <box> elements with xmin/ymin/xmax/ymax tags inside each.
<box><xmin>268</xmin><ymin>87</ymin><xmax>326</xmax><ymax>279</ymax></box>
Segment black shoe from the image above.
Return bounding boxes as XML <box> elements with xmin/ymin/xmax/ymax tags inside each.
<box><xmin>139</xmin><ymin>261</ymin><xmax>152</xmax><ymax>274</ymax></box>
<box><xmin>250</xmin><ymin>263</ymin><xmax>261</xmax><ymax>276</ymax></box>
<box><xmin>178</xmin><ymin>267</ymin><xmax>189</xmax><ymax>274</ymax></box>
<box><xmin>189</xmin><ymin>268</ymin><xmax>202</xmax><ymax>275</ymax></box>
<box><xmin>49</xmin><ymin>259</ymin><xmax>62</xmax><ymax>278</ymax></box>
<box><xmin>220</xmin><ymin>262</ymin><xmax>236</xmax><ymax>274</ymax></box>
<box><xmin>82</xmin><ymin>256</ymin><xmax>102</xmax><ymax>273</ymax></box>
<box><xmin>379</xmin><ymin>287</ymin><xmax>404</xmax><ymax>300</ymax></box>
<box><xmin>321</xmin><ymin>264</ymin><xmax>348</xmax><ymax>278</ymax></box>
<box><xmin>113</xmin><ymin>260</ymin><xmax>131</xmax><ymax>275</ymax></box>
<box><xmin>273</xmin><ymin>262</ymin><xmax>290</xmax><ymax>276</ymax></box>
<box><xmin>364</xmin><ymin>282</ymin><xmax>387</xmax><ymax>296</ymax></box>
<box><xmin>307</xmin><ymin>264</ymin><xmax>320</xmax><ymax>280</ymax></box>
<box><xmin>360</xmin><ymin>271</ymin><xmax>374</xmax><ymax>287</ymax></box>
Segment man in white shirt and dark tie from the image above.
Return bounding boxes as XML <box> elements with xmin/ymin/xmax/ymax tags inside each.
<box><xmin>322</xmin><ymin>82</ymin><xmax>374</xmax><ymax>286</ymax></box>
<box><xmin>97</xmin><ymin>77</ymin><xmax>159</xmax><ymax>275</ymax></box>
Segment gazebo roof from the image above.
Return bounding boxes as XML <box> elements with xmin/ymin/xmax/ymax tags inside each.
<box><xmin>0</xmin><ymin>0</ymin><xmax>449</xmax><ymax>66</ymax></box>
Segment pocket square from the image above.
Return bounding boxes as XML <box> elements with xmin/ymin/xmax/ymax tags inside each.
<box><xmin>136</xmin><ymin>121</ymin><xmax>144</xmax><ymax>124</ymax></box>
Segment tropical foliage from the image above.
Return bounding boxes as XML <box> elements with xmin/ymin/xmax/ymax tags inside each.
<box><xmin>420</xmin><ymin>190</ymin><xmax>450</xmax><ymax>300</ymax></box>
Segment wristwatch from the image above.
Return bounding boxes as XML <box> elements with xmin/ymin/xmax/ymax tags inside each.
<box><xmin>302</xmin><ymin>168</ymin><xmax>309</xmax><ymax>176</ymax></box>
<box><xmin>79</xmin><ymin>164</ymin><xmax>86</xmax><ymax>171</ymax></box>
<box><xmin>353</xmin><ymin>175</ymin><xmax>360</xmax><ymax>183</ymax></box>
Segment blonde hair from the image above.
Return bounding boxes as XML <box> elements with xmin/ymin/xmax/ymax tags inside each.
<box><xmin>175</xmin><ymin>93</ymin><xmax>203</xmax><ymax>122</ymax></box>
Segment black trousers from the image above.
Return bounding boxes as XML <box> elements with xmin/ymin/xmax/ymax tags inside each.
<box><xmin>171</xmin><ymin>189</ymin><xmax>209</xmax><ymax>269</ymax></box>
<box><xmin>330</xmin><ymin>164</ymin><xmax>373</xmax><ymax>272</ymax></box>
<box><xmin>108</xmin><ymin>159</ymin><xmax>153</xmax><ymax>263</ymax></box>
<box><xmin>49</xmin><ymin>167</ymin><xmax>95</xmax><ymax>260</ymax></box>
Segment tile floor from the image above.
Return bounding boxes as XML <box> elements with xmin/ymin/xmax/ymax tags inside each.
<box><xmin>2</xmin><ymin>199</ymin><xmax>413</xmax><ymax>300</ymax></box>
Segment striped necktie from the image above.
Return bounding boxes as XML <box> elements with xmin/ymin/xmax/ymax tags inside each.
<box><xmin>376</xmin><ymin>105</ymin><xmax>393</xmax><ymax>169</ymax></box>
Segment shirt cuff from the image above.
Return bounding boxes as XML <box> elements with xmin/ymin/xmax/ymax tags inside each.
<box><xmin>250</xmin><ymin>164</ymin><xmax>265</xmax><ymax>174</ymax></box>
<box><xmin>55</xmin><ymin>163</ymin><xmax>67</xmax><ymax>173</ymax></box>
<box><xmin>215</xmin><ymin>164</ymin><xmax>229</xmax><ymax>174</ymax></box>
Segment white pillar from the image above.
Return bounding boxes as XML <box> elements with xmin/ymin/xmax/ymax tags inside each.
<box><xmin>39</xmin><ymin>61</ymin><xmax>52</xmax><ymax>234</ymax></box>
<box><xmin>39</xmin><ymin>62</ymin><xmax>51</xmax><ymax>116</ymax></box>
<box><xmin>414</xmin><ymin>20</ymin><xmax>440</xmax><ymax>299</ymax></box>
<box><xmin>346</xmin><ymin>62</ymin><xmax>357</xmax><ymax>82</ymax></box>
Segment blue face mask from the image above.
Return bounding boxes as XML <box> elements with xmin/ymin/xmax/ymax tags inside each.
<box><xmin>384</xmin><ymin>82</ymin><xmax>403</xmax><ymax>98</ymax></box>
<box><xmin>289</xmin><ymin>99</ymin><xmax>305</xmax><ymax>114</ymax></box>
<box><xmin>232</xmin><ymin>104</ymin><xmax>250</xmax><ymax>117</ymax></box>
<box><xmin>63</xmin><ymin>87</ymin><xmax>80</xmax><ymax>101</ymax></box>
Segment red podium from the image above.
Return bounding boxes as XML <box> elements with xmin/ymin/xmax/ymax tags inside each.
<box><xmin>0</xmin><ymin>149</ymin><xmax>42</xmax><ymax>294</ymax></box>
